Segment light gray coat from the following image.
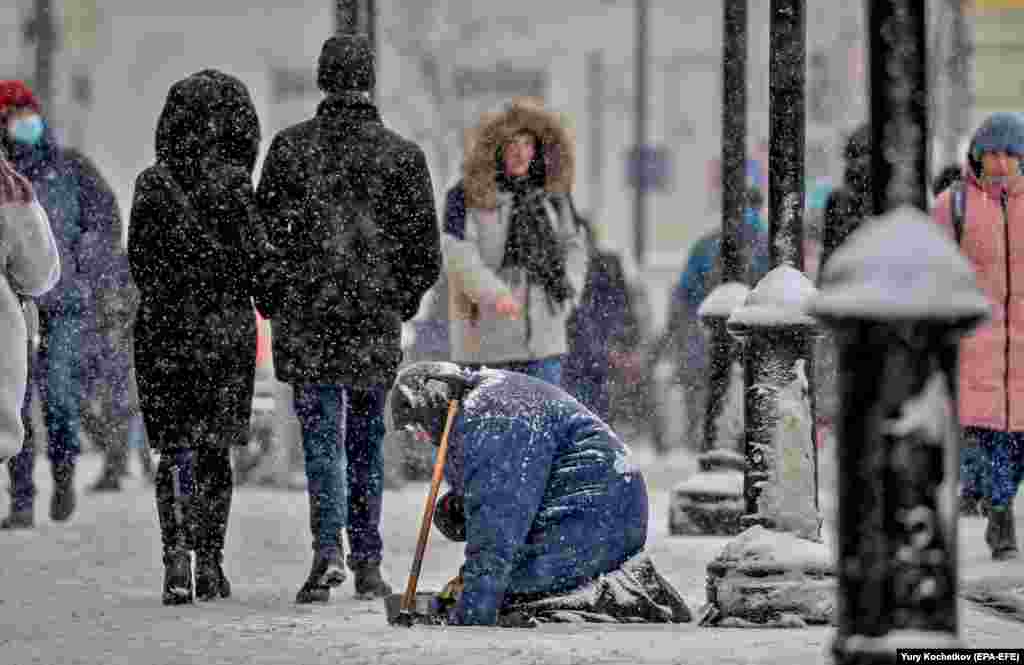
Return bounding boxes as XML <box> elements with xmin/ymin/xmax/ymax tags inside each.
<box><xmin>0</xmin><ymin>200</ymin><xmax>59</xmax><ymax>460</ymax></box>
<box><xmin>444</xmin><ymin>191</ymin><xmax>587</xmax><ymax>364</ymax></box>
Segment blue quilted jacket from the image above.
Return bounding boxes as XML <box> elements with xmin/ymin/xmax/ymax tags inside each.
<box><xmin>444</xmin><ymin>369</ymin><xmax>648</xmax><ymax>625</ymax></box>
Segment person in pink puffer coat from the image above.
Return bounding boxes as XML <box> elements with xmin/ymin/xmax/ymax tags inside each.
<box><xmin>0</xmin><ymin>153</ymin><xmax>59</xmax><ymax>463</ymax></box>
<box><xmin>933</xmin><ymin>112</ymin><xmax>1024</xmax><ymax>560</ymax></box>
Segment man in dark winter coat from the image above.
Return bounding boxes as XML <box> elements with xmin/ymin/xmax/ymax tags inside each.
<box><xmin>386</xmin><ymin>361</ymin><xmax>691</xmax><ymax>626</ymax></box>
<box><xmin>130</xmin><ymin>69</ymin><xmax>267</xmax><ymax>604</ymax></box>
<box><xmin>0</xmin><ymin>81</ymin><xmax>134</xmax><ymax>529</ymax></box>
<box><xmin>255</xmin><ymin>34</ymin><xmax>440</xmax><ymax>604</ymax></box>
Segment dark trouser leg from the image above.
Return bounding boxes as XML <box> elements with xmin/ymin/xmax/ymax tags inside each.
<box><xmin>293</xmin><ymin>384</ymin><xmax>348</xmax><ymax>602</ymax></box>
<box><xmin>194</xmin><ymin>446</ymin><xmax>233</xmax><ymax>600</ymax></box>
<box><xmin>155</xmin><ymin>449</ymin><xmax>195</xmax><ymax>604</ymax></box>
<box><xmin>345</xmin><ymin>387</ymin><xmax>392</xmax><ymax>599</ymax></box>
<box><xmin>345</xmin><ymin>387</ymin><xmax>385</xmax><ymax>566</ymax></box>
<box><xmin>37</xmin><ymin>310</ymin><xmax>83</xmax><ymax>521</ymax></box>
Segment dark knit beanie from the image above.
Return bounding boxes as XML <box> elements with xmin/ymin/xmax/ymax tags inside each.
<box><xmin>317</xmin><ymin>34</ymin><xmax>375</xmax><ymax>93</ymax></box>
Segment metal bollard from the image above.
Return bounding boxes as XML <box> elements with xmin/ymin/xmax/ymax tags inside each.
<box><xmin>810</xmin><ymin>208</ymin><xmax>989</xmax><ymax>663</ymax></box>
<box><xmin>667</xmin><ymin>283</ymin><xmax>749</xmax><ymax>537</ymax></box>
<box><xmin>728</xmin><ymin>265</ymin><xmax>821</xmax><ymax>540</ymax></box>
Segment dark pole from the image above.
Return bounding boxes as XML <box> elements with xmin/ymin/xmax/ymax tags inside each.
<box><xmin>732</xmin><ymin>0</ymin><xmax>817</xmax><ymax>535</ymax></box>
<box><xmin>720</xmin><ymin>0</ymin><xmax>747</xmax><ymax>284</ymax></box>
<box><xmin>700</xmin><ymin>0</ymin><xmax>748</xmax><ymax>455</ymax></box>
<box><xmin>947</xmin><ymin>0</ymin><xmax>972</xmax><ymax>166</ymax></box>
<box><xmin>334</xmin><ymin>0</ymin><xmax>376</xmax><ymax>101</ymax></box>
<box><xmin>868</xmin><ymin>0</ymin><xmax>929</xmax><ymax>216</ymax></box>
<box><xmin>826</xmin><ymin>3</ymin><xmax>950</xmax><ymax>662</ymax></box>
<box><xmin>31</xmin><ymin>0</ymin><xmax>57</xmax><ymax>123</ymax></box>
<box><xmin>633</xmin><ymin>0</ymin><xmax>649</xmax><ymax>267</ymax></box>
<box><xmin>768</xmin><ymin>0</ymin><xmax>805</xmax><ymax>270</ymax></box>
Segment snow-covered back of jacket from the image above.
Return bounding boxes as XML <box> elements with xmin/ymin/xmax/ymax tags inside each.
<box><xmin>444</xmin><ymin>100</ymin><xmax>587</xmax><ymax>364</ymax></box>
<box><xmin>256</xmin><ymin>92</ymin><xmax>440</xmax><ymax>388</ymax></box>
<box><xmin>933</xmin><ymin>163</ymin><xmax>1024</xmax><ymax>431</ymax></box>
<box><xmin>0</xmin><ymin>197</ymin><xmax>59</xmax><ymax>460</ymax></box>
<box><xmin>443</xmin><ymin>369</ymin><xmax>648</xmax><ymax>625</ymax></box>
<box><xmin>129</xmin><ymin>69</ymin><xmax>264</xmax><ymax>452</ymax></box>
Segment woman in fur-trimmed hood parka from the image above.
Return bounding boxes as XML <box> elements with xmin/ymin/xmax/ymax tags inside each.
<box><xmin>443</xmin><ymin>98</ymin><xmax>587</xmax><ymax>385</ymax></box>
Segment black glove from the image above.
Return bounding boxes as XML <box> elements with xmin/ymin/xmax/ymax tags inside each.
<box><xmin>433</xmin><ymin>490</ymin><xmax>466</xmax><ymax>542</ymax></box>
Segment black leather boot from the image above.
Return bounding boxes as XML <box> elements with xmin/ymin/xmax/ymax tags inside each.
<box><xmin>194</xmin><ymin>451</ymin><xmax>233</xmax><ymax>601</ymax></box>
<box><xmin>50</xmin><ymin>462</ymin><xmax>76</xmax><ymax>522</ymax></box>
<box><xmin>162</xmin><ymin>548</ymin><xmax>194</xmax><ymax>605</ymax></box>
<box><xmin>295</xmin><ymin>548</ymin><xmax>346</xmax><ymax>603</ymax></box>
<box><xmin>156</xmin><ymin>453</ymin><xmax>195</xmax><ymax>605</ymax></box>
<box><xmin>0</xmin><ymin>507</ymin><xmax>34</xmax><ymax>530</ymax></box>
<box><xmin>296</xmin><ymin>494</ymin><xmax>346</xmax><ymax>603</ymax></box>
<box><xmin>352</xmin><ymin>561</ymin><xmax>392</xmax><ymax>600</ymax></box>
<box><xmin>195</xmin><ymin>550</ymin><xmax>231</xmax><ymax>601</ymax></box>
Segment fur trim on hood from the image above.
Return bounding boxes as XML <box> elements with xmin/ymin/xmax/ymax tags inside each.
<box><xmin>462</xmin><ymin>97</ymin><xmax>575</xmax><ymax>209</ymax></box>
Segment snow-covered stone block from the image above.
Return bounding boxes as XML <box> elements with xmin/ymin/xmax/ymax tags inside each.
<box><xmin>703</xmin><ymin>525</ymin><xmax>836</xmax><ymax>627</ymax></box>
<box><xmin>668</xmin><ymin>469</ymin><xmax>745</xmax><ymax>536</ymax></box>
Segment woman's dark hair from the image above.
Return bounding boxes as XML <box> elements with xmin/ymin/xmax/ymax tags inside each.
<box><xmin>495</xmin><ymin>130</ymin><xmax>546</xmax><ymax>188</ymax></box>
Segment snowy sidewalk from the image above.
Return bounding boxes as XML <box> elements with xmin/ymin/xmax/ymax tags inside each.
<box><xmin>1</xmin><ymin>445</ymin><xmax>1021</xmax><ymax>665</ymax></box>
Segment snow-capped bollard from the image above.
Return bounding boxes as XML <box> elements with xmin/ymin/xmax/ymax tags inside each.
<box><xmin>699</xmin><ymin>264</ymin><xmax>836</xmax><ymax>628</ymax></box>
<box><xmin>728</xmin><ymin>265</ymin><xmax>821</xmax><ymax>539</ymax></box>
<box><xmin>667</xmin><ymin>282</ymin><xmax>750</xmax><ymax>537</ymax></box>
<box><xmin>809</xmin><ymin>207</ymin><xmax>990</xmax><ymax>662</ymax></box>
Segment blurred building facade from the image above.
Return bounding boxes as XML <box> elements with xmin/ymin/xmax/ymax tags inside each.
<box><xmin>0</xmin><ymin>1</ymin><xmax>998</xmax><ymax>323</ymax></box>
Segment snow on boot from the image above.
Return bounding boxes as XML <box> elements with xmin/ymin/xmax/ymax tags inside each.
<box><xmin>195</xmin><ymin>551</ymin><xmax>231</xmax><ymax>601</ymax></box>
<box><xmin>50</xmin><ymin>462</ymin><xmax>76</xmax><ymax>522</ymax></box>
<box><xmin>295</xmin><ymin>549</ymin><xmax>346</xmax><ymax>604</ymax></box>
<box><xmin>162</xmin><ymin>549</ymin><xmax>194</xmax><ymax>605</ymax></box>
<box><xmin>0</xmin><ymin>507</ymin><xmax>34</xmax><ymax>530</ymax></box>
<box><xmin>352</xmin><ymin>562</ymin><xmax>392</xmax><ymax>600</ymax></box>
<box><xmin>156</xmin><ymin>451</ymin><xmax>196</xmax><ymax>605</ymax></box>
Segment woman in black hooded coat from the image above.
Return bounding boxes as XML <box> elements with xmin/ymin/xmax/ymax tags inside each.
<box><xmin>128</xmin><ymin>69</ymin><xmax>266</xmax><ymax>605</ymax></box>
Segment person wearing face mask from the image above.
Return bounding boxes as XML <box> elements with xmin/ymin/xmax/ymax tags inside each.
<box><xmin>444</xmin><ymin>98</ymin><xmax>588</xmax><ymax>387</ymax></box>
<box><xmin>0</xmin><ymin>81</ymin><xmax>134</xmax><ymax>530</ymax></box>
<box><xmin>933</xmin><ymin>112</ymin><xmax>1024</xmax><ymax>561</ymax></box>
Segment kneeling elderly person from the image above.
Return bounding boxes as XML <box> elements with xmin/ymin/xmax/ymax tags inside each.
<box><xmin>386</xmin><ymin>361</ymin><xmax>691</xmax><ymax>626</ymax></box>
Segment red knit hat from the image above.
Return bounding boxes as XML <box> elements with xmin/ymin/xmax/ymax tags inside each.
<box><xmin>0</xmin><ymin>81</ymin><xmax>41</xmax><ymax>115</ymax></box>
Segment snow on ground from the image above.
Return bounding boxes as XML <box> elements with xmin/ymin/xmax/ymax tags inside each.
<box><xmin>1</xmin><ymin>435</ymin><xmax>1021</xmax><ymax>665</ymax></box>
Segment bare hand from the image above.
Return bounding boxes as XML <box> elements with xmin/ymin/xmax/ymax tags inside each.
<box><xmin>494</xmin><ymin>294</ymin><xmax>522</xmax><ymax>319</ymax></box>
<box><xmin>0</xmin><ymin>156</ymin><xmax>34</xmax><ymax>205</ymax></box>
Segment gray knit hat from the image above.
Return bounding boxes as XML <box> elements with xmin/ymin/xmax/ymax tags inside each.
<box><xmin>317</xmin><ymin>34</ymin><xmax>375</xmax><ymax>93</ymax></box>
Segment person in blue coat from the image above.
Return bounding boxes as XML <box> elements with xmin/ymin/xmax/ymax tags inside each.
<box><xmin>386</xmin><ymin>361</ymin><xmax>690</xmax><ymax>626</ymax></box>
<box><xmin>0</xmin><ymin>81</ymin><xmax>132</xmax><ymax>528</ymax></box>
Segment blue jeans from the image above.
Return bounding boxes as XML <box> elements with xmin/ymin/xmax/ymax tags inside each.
<box><xmin>7</xmin><ymin>310</ymin><xmax>83</xmax><ymax>511</ymax></box>
<box><xmin>960</xmin><ymin>441</ymin><xmax>992</xmax><ymax>500</ymax></box>
<box><xmin>344</xmin><ymin>387</ymin><xmax>387</xmax><ymax>567</ymax></box>
<box><xmin>293</xmin><ymin>385</ymin><xmax>387</xmax><ymax>565</ymax></box>
<box><xmin>471</xmin><ymin>356</ymin><xmax>563</xmax><ymax>387</ymax></box>
<box><xmin>964</xmin><ymin>427</ymin><xmax>1024</xmax><ymax>508</ymax></box>
<box><xmin>293</xmin><ymin>385</ymin><xmax>348</xmax><ymax>555</ymax></box>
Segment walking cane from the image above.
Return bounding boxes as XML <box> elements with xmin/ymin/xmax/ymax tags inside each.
<box><xmin>393</xmin><ymin>399</ymin><xmax>460</xmax><ymax>626</ymax></box>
